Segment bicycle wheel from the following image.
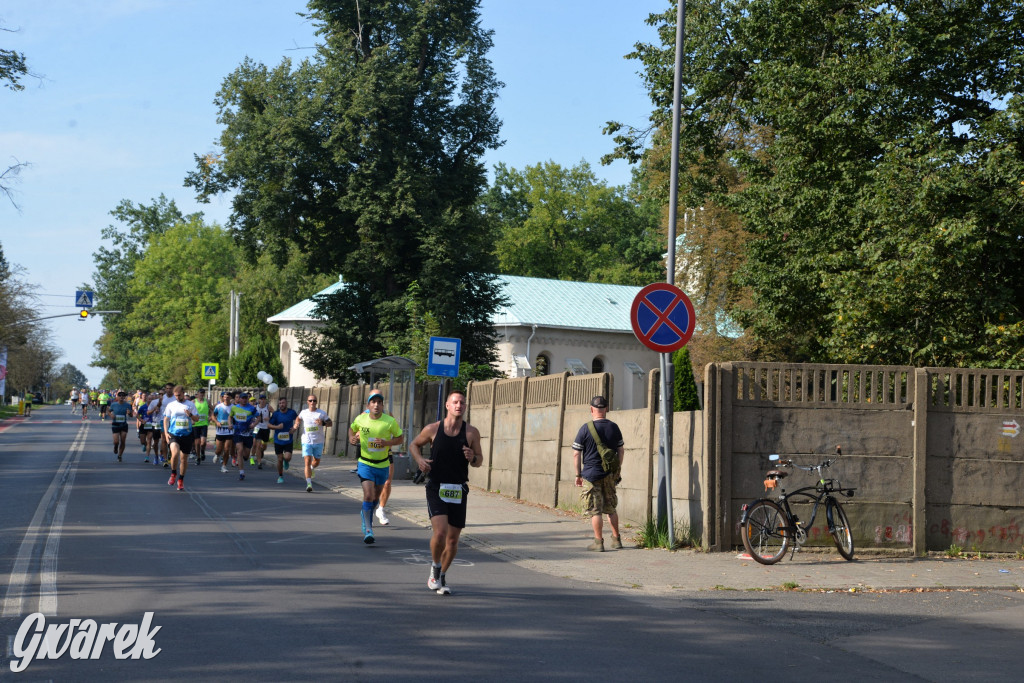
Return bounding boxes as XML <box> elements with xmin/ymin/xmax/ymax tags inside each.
<box><xmin>742</xmin><ymin>499</ymin><xmax>790</xmax><ymax>565</ymax></box>
<box><xmin>827</xmin><ymin>498</ymin><xmax>854</xmax><ymax>561</ymax></box>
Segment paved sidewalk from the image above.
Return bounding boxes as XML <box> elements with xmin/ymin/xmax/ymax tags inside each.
<box><xmin>288</xmin><ymin>454</ymin><xmax>1024</xmax><ymax>596</ymax></box>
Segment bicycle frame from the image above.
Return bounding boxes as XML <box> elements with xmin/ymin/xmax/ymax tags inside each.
<box><xmin>773</xmin><ymin>483</ymin><xmax>838</xmax><ymax>548</ymax></box>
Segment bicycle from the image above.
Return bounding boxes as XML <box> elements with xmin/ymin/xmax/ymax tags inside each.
<box><xmin>740</xmin><ymin>446</ymin><xmax>856</xmax><ymax>565</ymax></box>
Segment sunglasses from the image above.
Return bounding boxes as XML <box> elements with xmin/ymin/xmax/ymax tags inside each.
<box><xmin>307</xmin><ymin>399</ymin><xmax>317</xmax><ymax>403</ymax></box>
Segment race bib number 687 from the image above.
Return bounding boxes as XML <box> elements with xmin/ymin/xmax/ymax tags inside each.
<box><xmin>438</xmin><ymin>483</ymin><xmax>463</xmax><ymax>504</ymax></box>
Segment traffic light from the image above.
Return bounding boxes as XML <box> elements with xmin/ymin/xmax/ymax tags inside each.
<box><xmin>78</xmin><ymin>309</ymin><xmax>89</xmax><ymax>320</ymax></box>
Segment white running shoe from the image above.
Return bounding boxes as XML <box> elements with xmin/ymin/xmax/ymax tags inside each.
<box><xmin>436</xmin><ymin>575</ymin><xmax>451</xmax><ymax>595</ymax></box>
<box><xmin>427</xmin><ymin>566</ymin><xmax>441</xmax><ymax>591</ymax></box>
<box><xmin>220</xmin><ymin>465</ymin><xmax>228</xmax><ymax>473</ymax></box>
<box><xmin>375</xmin><ymin>506</ymin><xmax>390</xmax><ymax>526</ymax></box>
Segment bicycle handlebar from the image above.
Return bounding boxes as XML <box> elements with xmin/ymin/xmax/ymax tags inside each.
<box><xmin>770</xmin><ymin>445</ymin><xmax>842</xmax><ymax>472</ymax></box>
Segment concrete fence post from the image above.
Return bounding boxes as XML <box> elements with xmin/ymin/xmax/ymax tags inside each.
<box><xmin>514</xmin><ymin>377</ymin><xmax>529</xmax><ymax>499</ymax></box>
<box><xmin>913</xmin><ymin>368</ymin><xmax>929</xmax><ymax>556</ymax></box>
<box><xmin>552</xmin><ymin>372</ymin><xmax>569</xmax><ymax>508</ymax></box>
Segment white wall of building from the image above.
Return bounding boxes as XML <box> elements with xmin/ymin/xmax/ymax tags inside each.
<box><xmin>495</xmin><ymin>326</ymin><xmax>660</xmax><ymax>410</ymax></box>
<box><xmin>277</xmin><ymin>324</ymin><xmax>337</xmax><ymax>388</ymax></box>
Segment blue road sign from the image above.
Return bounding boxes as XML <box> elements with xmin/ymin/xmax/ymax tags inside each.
<box><xmin>427</xmin><ymin>337</ymin><xmax>461</xmax><ymax>378</ymax></box>
<box><xmin>75</xmin><ymin>290</ymin><xmax>94</xmax><ymax>308</ymax></box>
<box><xmin>630</xmin><ymin>282</ymin><xmax>696</xmax><ymax>353</ymax></box>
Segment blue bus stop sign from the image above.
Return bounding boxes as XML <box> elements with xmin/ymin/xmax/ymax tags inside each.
<box><xmin>630</xmin><ymin>282</ymin><xmax>696</xmax><ymax>353</ymax></box>
<box><xmin>427</xmin><ymin>337</ymin><xmax>461</xmax><ymax>378</ymax></box>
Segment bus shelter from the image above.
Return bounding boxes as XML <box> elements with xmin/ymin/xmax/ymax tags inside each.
<box><xmin>347</xmin><ymin>356</ymin><xmax>417</xmax><ymax>471</ymax></box>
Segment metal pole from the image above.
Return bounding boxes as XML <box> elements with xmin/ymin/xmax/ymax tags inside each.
<box><xmin>658</xmin><ymin>0</ymin><xmax>687</xmax><ymax>547</ymax></box>
<box><xmin>229</xmin><ymin>290</ymin><xmax>236</xmax><ymax>358</ymax></box>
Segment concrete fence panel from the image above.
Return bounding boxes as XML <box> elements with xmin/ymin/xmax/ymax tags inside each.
<box><xmin>490</xmin><ymin>378</ymin><xmax>527</xmax><ymax>497</ymax></box>
<box><xmin>466</xmin><ymin>379</ymin><xmax>496</xmax><ymax>489</ymax></box>
<box><xmin>519</xmin><ymin>373</ymin><xmax>567</xmax><ymax>508</ymax></box>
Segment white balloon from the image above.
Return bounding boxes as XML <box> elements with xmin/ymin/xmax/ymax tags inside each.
<box><xmin>267</xmin><ymin>383</ymin><xmax>279</xmax><ymax>394</ymax></box>
<box><xmin>264</xmin><ymin>375</ymin><xmax>274</xmax><ymax>386</ymax></box>
<box><xmin>257</xmin><ymin>371</ymin><xmax>269</xmax><ymax>383</ymax></box>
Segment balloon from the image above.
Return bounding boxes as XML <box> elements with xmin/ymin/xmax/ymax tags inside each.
<box><xmin>267</xmin><ymin>383</ymin><xmax>278</xmax><ymax>394</ymax></box>
<box><xmin>264</xmin><ymin>375</ymin><xmax>274</xmax><ymax>385</ymax></box>
<box><xmin>256</xmin><ymin>371</ymin><xmax>269</xmax><ymax>383</ymax></box>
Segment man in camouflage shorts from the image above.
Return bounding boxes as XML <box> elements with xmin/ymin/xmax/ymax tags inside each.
<box><xmin>571</xmin><ymin>395</ymin><xmax>625</xmax><ymax>552</ymax></box>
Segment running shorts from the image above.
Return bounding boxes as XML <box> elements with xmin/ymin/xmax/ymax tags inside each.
<box><xmin>168</xmin><ymin>433</ymin><xmax>195</xmax><ymax>453</ymax></box>
<box><xmin>425</xmin><ymin>483</ymin><xmax>469</xmax><ymax>529</ymax></box>
<box><xmin>357</xmin><ymin>461</ymin><xmax>389</xmax><ymax>486</ymax></box>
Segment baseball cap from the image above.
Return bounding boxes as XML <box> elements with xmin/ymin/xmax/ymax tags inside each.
<box><xmin>590</xmin><ymin>395</ymin><xmax>608</xmax><ymax>409</ymax></box>
<box><xmin>367</xmin><ymin>391</ymin><xmax>384</xmax><ymax>403</ymax></box>
<box><xmin>258</xmin><ymin>393</ymin><xmax>267</xmax><ymax>398</ymax></box>
<box><xmin>239</xmin><ymin>392</ymin><xmax>250</xmax><ymax>399</ymax></box>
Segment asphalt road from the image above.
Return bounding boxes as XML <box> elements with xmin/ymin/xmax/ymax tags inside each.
<box><xmin>2</xmin><ymin>408</ymin><xmax>1023</xmax><ymax>681</ymax></box>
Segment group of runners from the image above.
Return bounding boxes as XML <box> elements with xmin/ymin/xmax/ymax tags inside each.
<box><xmin>70</xmin><ymin>383</ymin><xmax>482</xmax><ymax>595</ymax></box>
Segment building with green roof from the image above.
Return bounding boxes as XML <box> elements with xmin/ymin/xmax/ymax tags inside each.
<box><xmin>268</xmin><ymin>274</ymin><xmax>661</xmax><ymax>408</ymax></box>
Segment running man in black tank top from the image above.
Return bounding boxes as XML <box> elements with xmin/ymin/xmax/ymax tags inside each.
<box><xmin>410</xmin><ymin>391</ymin><xmax>483</xmax><ymax>595</ymax></box>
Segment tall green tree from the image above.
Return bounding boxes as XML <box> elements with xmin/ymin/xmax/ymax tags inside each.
<box><xmin>52</xmin><ymin>363</ymin><xmax>89</xmax><ymax>400</ymax></box>
<box><xmin>118</xmin><ymin>218</ymin><xmax>238</xmax><ymax>386</ymax></box>
<box><xmin>482</xmin><ymin>161</ymin><xmax>663</xmax><ymax>285</ymax></box>
<box><xmin>232</xmin><ymin>245</ymin><xmax>333</xmax><ymax>385</ymax></box>
<box><xmin>613</xmin><ymin>0</ymin><xmax>1024</xmax><ymax>367</ymax></box>
<box><xmin>672</xmin><ymin>346</ymin><xmax>700</xmax><ymax>411</ymax></box>
<box><xmin>187</xmin><ymin>0</ymin><xmax>506</xmax><ymax>381</ymax></box>
<box><xmin>90</xmin><ymin>196</ymin><xmax>198</xmax><ymax>387</ymax></box>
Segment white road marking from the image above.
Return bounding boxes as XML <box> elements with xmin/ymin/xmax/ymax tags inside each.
<box><xmin>1</xmin><ymin>423</ymin><xmax>88</xmax><ymax>618</ymax></box>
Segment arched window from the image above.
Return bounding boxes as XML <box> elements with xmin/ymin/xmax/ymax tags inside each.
<box><xmin>535</xmin><ymin>354</ymin><xmax>550</xmax><ymax>377</ymax></box>
<box><xmin>592</xmin><ymin>356</ymin><xmax>605</xmax><ymax>374</ymax></box>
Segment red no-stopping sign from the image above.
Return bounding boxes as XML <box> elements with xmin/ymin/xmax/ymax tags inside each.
<box><xmin>630</xmin><ymin>282</ymin><xmax>696</xmax><ymax>353</ymax></box>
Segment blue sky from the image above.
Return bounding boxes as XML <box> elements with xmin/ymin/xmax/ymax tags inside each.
<box><xmin>2</xmin><ymin>0</ymin><xmax>665</xmax><ymax>387</ymax></box>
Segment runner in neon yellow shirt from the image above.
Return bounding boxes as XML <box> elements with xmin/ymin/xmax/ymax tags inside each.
<box><xmin>98</xmin><ymin>390</ymin><xmax>111</xmax><ymax>420</ymax></box>
<box><xmin>348</xmin><ymin>391</ymin><xmax>403</xmax><ymax>544</ymax></box>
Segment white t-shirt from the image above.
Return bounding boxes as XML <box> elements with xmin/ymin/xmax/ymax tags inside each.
<box><xmin>298</xmin><ymin>408</ymin><xmax>329</xmax><ymax>445</ymax></box>
<box><xmin>164</xmin><ymin>399</ymin><xmax>196</xmax><ymax>437</ymax></box>
<box><xmin>149</xmin><ymin>394</ymin><xmax>174</xmax><ymax>427</ymax></box>
<box><xmin>255</xmin><ymin>404</ymin><xmax>271</xmax><ymax>430</ymax></box>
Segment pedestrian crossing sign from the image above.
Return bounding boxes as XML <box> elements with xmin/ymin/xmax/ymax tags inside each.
<box><xmin>201</xmin><ymin>363</ymin><xmax>219</xmax><ymax>380</ymax></box>
<box><xmin>75</xmin><ymin>290</ymin><xmax>94</xmax><ymax>308</ymax></box>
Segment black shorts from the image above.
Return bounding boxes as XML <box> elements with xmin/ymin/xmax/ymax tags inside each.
<box><xmin>273</xmin><ymin>442</ymin><xmax>293</xmax><ymax>456</ymax></box>
<box><xmin>168</xmin><ymin>433</ymin><xmax>195</xmax><ymax>453</ymax></box>
<box><xmin>193</xmin><ymin>425</ymin><xmax>208</xmax><ymax>439</ymax></box>
<box><xmin>254</xmin><ymin>428</ymin><xmax>270</xmax><ymax>442</ymax></box>
<box><xmin>233</xmin><ymin>434</ymin><xmax>254</xmax><ymax>449</ymax></box>
<box><xmin>111</xmin><ymin>423</ymin><xmax>129</xmax><ymax>433</ymax></box>
<box><xmin>215</xmin><ymin>433</ymin><xmax>233</xmax><ymax>444</ymax></box>
<box><xmin>425</xmin><ymin>483</ymin><xmax>469</xmax><ymax>529</ymax></box>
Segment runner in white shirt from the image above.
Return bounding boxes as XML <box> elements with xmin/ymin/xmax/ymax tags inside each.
<box><xmin>163</xmin><ymin>385</ymin><xmax>199</xmax><ymax>491</ymax></box>
<box><xmin>70</xmin><ymin>389</ymin><xmax>79</xmax><ymax>414</ymax></box>
<box><xmin>297</xmin><ymin>395</ymin><xmax>332</xmax><ymax>493</ymax></box>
